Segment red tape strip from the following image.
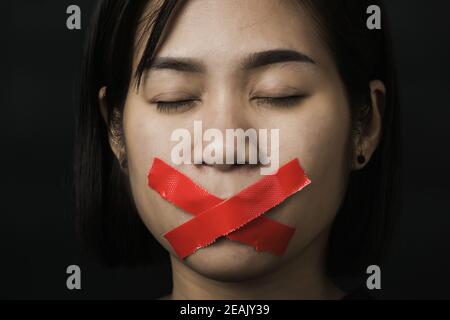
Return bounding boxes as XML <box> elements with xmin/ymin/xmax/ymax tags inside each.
<box><xmin>147</xmin><ymin>158</ymin><xmax>311</xmax><ymax>259</ymax></box>
<box><xmin>148</xmin><ymin>158</ymin><xmax>297</xmax><ymax>256</ymax></box>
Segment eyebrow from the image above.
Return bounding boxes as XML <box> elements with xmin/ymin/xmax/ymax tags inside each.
<box><xmin>146</xmin><ymin>49</ymin><xmax>316</xmax><ymax>74</ymax></box>
<box><xmin>241</xmin><ymin>49</ymin><xmax>316</xmax><ymax>70</ymax></box>
<box><xmin>148</xmin><ymin>57</ymin><xmax>206</xmax><ymax>73</ymax></box>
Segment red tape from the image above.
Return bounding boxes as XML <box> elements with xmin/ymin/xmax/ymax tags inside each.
<box><xmin>147</xmin><ymin>158</ymin><xmax>311</xmax><ymax>259</ymax></box>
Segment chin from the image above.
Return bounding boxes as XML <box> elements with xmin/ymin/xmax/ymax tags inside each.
<box><xmin>182</xmin><ymin>237</ymin><xmax>284</xmax><ymax>282</ymax></box>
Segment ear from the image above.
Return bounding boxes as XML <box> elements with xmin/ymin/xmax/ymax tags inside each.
<box><xmin>352</xmin><ymin>80</ymin><xmax>385</xmax><ymax>170</ymax></box>
<box><xmin>98</xmin><ymin>86</ymin><xmax>128</xmax><ymax>173</ymax></box>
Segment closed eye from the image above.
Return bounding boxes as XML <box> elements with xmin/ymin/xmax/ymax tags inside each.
<box><xmin>155</xmin><ymin>99</ymin><xmax>198</xmax><ymax>113</ymax></box>
<box><xmin>253</xmin><ymin>95</ymin><xmax>306</xmax><ymax>108</ymax></box>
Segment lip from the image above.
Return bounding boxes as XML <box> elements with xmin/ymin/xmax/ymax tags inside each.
<box><xmin>195</xmin><ymin>162</ymin><xmax>263</xmax><ymax>174</ymax></box>
<box><xmin>181</xmin><ymin>163</ymin><xmax>265</xmax><ymax>198</ymax></box>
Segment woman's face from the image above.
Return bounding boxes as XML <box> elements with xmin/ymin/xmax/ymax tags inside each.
<box><xmin>119</xmin><ymin>0</ymin><xmax>353</xmax><ymax>281</ymax></box>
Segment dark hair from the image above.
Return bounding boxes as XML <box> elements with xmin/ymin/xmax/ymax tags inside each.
<box><xmin>74</xmin><ymin>0</ymin><xmax>400</xmax><ymax>279</ymax></box>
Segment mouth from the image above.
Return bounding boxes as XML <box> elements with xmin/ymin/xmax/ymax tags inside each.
<box><xmin>147</xmin><ymin>157</ymin><xmax>310</xmax><ymax>260</ymax></box>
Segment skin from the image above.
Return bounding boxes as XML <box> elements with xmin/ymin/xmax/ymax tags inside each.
<box><xmin>100</xmin><ymin>0</ymin><xmax>384</xmax><ymax>299</ymax></box>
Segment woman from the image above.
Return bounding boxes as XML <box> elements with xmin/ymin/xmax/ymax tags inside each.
<box><xmin>74</xmin><ymin>0</ymin><xmax>399</xmax><ymax>299</ymax></box>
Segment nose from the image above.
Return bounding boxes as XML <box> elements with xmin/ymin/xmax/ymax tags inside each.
<box><xmin>191</xmin><ymin>89</ymin><xmax>261</xmax><ymax>172</ymax></box>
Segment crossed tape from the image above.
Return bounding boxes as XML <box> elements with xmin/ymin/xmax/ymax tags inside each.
<box><xmin>147</xmin><ymin>157</ymin><xmax>311</xmax><ymax>259</ymax></box>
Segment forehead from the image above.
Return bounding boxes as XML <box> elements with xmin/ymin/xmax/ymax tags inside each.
<box><xmin>136</xmin><ymin>0</ymin><xmax>328</xmax><ymax>66</ymax></box>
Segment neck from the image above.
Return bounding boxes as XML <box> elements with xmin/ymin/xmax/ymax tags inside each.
<box><xmin>165</xmin><ymin>227</ymin><xmax>345</xmax><ymax>300</ymax></box>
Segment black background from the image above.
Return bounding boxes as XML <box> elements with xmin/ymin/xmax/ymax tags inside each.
<box><xmin>1</xmin><ymin>0</ymin><xmax>449</xmax><ymax>299</ymax></box>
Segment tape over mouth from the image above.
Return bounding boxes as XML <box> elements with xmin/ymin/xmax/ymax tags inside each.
<box><xmin>147</xmin><ymin>157</ymin><xmax>311</xmax><ymax>259</ymax></box>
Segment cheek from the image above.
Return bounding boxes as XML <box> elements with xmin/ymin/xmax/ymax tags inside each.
<box><xmin>284</xmin><ymin>95</ymin><xmax>351</xmax><ymax>184</ymax></box>
<box><xmin>121</xmin><ymin>94</ymin><xmax>183</xmax><ymax>247</ymax></box>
